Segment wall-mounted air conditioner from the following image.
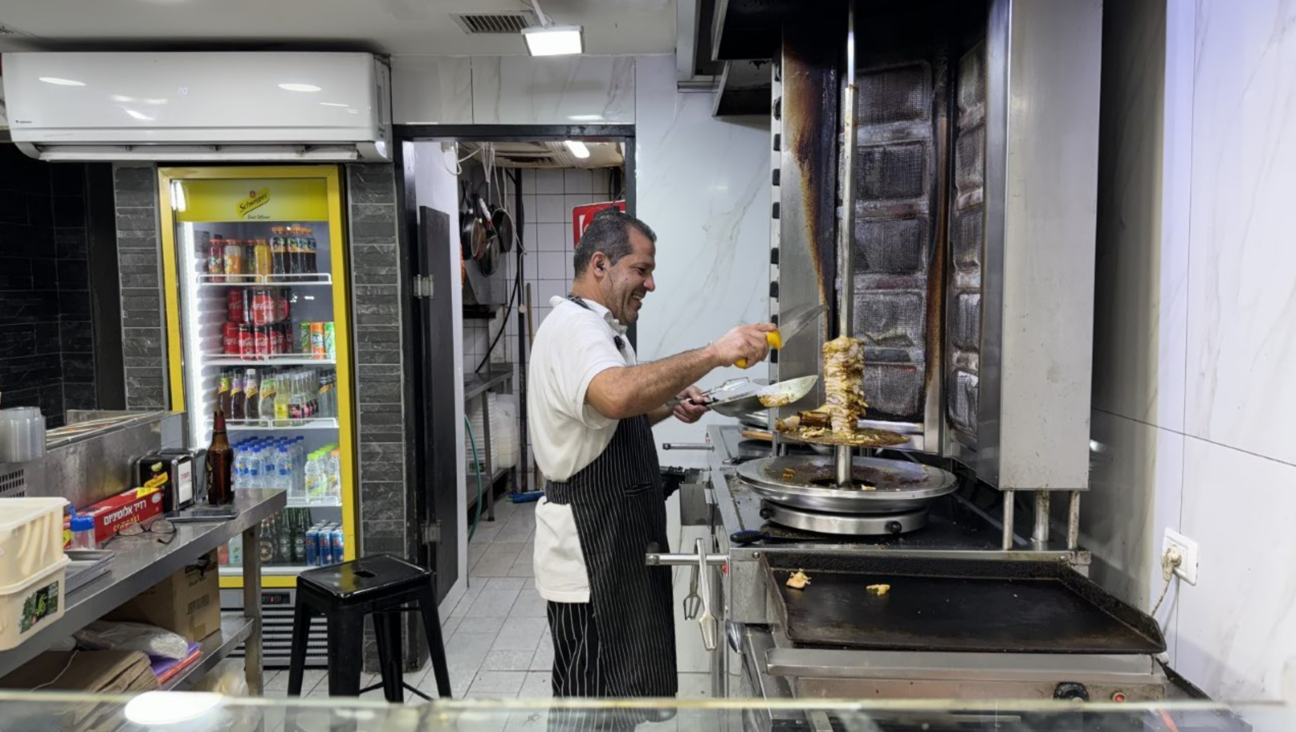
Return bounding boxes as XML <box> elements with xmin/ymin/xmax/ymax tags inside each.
<box><xmin>2</xmin><ymin>51</ymin><xmax>391</xmax><ymax>162</ymax></box>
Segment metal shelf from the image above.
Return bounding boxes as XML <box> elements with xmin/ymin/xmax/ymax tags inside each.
<box><xmin>221</xmin><ymin>562</ymin><xmax>341</xmax><ymax>578</ymax></box>
<box><xmin>206</xmin><ymin>355</ymin><xmax>335</xmax><ymax>367</ymax></box>
<box><xmin>198</xmin><ymin>273</ymin><xmax>333</xmax><ymax>287</ymax></box>
<box><xmin>285</xmin><ymin>496</ymin><xmax>342</xmax><ymax>509</ymax></box>
<box><xmin>464</xmin><ymin>367</ymin><xmax>514</xmax><ymax>401</ymax></box>
<box><xmin>227</xmin><ymin>418</ymin><xmax>339</xmax><ymax>431</ymax></box>
<box><xmin>161</xmin><ymin>613</ymin><xmax>256</xmax><ymax>691</ymax></box>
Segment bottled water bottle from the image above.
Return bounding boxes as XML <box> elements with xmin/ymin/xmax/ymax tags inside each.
<box><xmin>274</xmin><ymin>446</ymin><xmax>295</xmax><ymax>496</ymax></box>
<box><xmin>304</xmin><ymin>452</ymin><xmax>323</xmax><ymax>505</ymax></box>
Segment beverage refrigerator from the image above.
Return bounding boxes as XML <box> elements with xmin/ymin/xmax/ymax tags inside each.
<box><xmin>158</xmin><ymin>166</ymin><xmax>358</xmax><ymax>597</ymax></box>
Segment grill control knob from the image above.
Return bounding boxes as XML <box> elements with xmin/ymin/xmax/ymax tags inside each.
<box><xmin>1053</xmin><ymin>683</ymin><xmax>1090</xmax><ymax>702</ymax></box>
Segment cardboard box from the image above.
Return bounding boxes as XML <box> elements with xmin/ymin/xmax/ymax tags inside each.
<box><xmin>105</xmin><ymin>550</ymin><xmax>220</xmax><ymax>643</ymax></box>
<box><xmin>63</xmin><ymin>485</ymin><xmax>165</xmax><ymax>548</ymax></box>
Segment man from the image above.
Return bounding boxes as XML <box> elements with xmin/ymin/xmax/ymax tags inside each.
<box><xmin>528</xmin><ymin>208</ymin><xmax>774</xmax><ymax>704</ymax></box>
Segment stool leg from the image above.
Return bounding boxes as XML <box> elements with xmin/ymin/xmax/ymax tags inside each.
<box><xmin>287</xmin><ymin>601</ymin><xmax>312</xmax><ymax>696</ymax></box>
<box><xmin>326</xmin><ymin>609</ymin><xmax>365</xmax><ymax>697</ymax></box>
<box><xmin>417</xmin><ymin>582</ymin><xmax>453</xmax><ymax>699</ymax></box>
<box><xmin>373</xmin><ymin>611</ymin><xmax>405</xmax><ymax>703</ymax></box>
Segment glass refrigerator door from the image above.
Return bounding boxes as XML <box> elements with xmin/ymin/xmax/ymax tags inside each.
<box><xmin>159</xmin><ymin>166</ymin><xmax>357</xmax><ymax>588</ymax></box>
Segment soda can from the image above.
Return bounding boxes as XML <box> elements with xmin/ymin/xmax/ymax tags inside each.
<box><xmin>331</xmin><ymin>528</ymin><xmax>345</xmax><ymax>564</ymax></box>
<box><xmin>270</xmin><ymin>324</ymin><xmax>284</xmax><ymax>355</ymax></box>
<box><xmin>227</xmin><ymin>289</ymin><xmax>244</xmax><ymax>323</ymax></box>
<box><xmin>224</xmin><ymin>322</ymin><xmax>241</xmax><ymax>355</ymax></box>
<box><xmin>238</xmin><ymin>324</ymin><xmax>253</xmax><ymax>356</ymax></box>
<box><xmin>299</xmin><ymin>322</ymin><xmax>312</xmax><ymax>356</ymax></box>
<box><xmin>305</xmin><ymin>525</ymin><xmax>319</xmax><ymax>566</ymax></box>
<box><xmin>311</xmin><ymin>322</ymin><xmax>326</xmax><ymax>359</ymax></box>
<box><xmin>320</xmin><ymin>523</ymin><xmax>336</xmax><ymax>562</ymax></box>
<box><xmin>323</xmin><ymin>322</ymin><xmax>336</xmax><ymax>361</ymax></box>
<box><xmin>253</xmin><ymin>325</ymin><xmax>270</xmax><ymax>358</ymax></box>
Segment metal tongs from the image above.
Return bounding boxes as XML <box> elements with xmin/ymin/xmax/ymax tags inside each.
<box><xmin>664</xmin><ymin>378</ymin><xmax>753</xmax><ymax>410</ymax></box>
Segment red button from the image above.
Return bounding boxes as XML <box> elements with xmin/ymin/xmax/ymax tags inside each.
<box><xmin>1111</xmin><ymin>693</ymin><xmax>1126</xmax><ymax>703</ymax></box>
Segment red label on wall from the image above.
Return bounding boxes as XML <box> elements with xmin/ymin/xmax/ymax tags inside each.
<box><xmin>572</xmin><ymin>201</ymin><xmax>627</xmax><ymax>248</ymax></box>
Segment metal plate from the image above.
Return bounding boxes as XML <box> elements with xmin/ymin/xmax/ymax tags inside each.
<box><xmin>736</xmin><ymin>455</ymin><xmax>957</xmax><ymax>514</ymax></box>
<box><xmin>775</xmin><ymin>426</ymin><xmax>910</xmax><ymax>448</ymax></box>
<box><xmin>764</xmin><ymin>553</ymin><xmax>1166</xmax><ymax>655</ymax></box>
<box><xmin>765</xmin><ymin>503</ymin><xmax>929</xmax><ymax>535</ymax></box>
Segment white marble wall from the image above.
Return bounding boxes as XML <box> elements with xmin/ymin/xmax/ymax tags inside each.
<box><xmin>1091</xmin><ymin>0</ymin><xmax>1296</xmax><ymax>701</ymax></box>
<box><xmin>633</xmin><ymin>55</ymin><xmax>772</xmax><ymax>467</ymax></box>
<box><xmin>390</xmin><ymin>55</ymin><xmax>634</xmax><ymax>125</ymax></box>
<box><xmin>392</xmin><ymin>56</ymin><xmax>473</xmax><ymax>125</ymax></box>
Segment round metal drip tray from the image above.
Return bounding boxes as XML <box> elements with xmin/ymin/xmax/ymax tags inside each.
<box><xmin>762</xmin><ymin>502</ymin><xmax>929</xmax><ymax>535</ymax></box>
<box><xmin>735</xmin><ymin>455</ymin><xmax>957</xmax><ymax>514</ymax></box>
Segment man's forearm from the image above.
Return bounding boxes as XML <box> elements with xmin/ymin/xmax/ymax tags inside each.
<box><xmin>588</xmin><ymin>346</ymin><xmax>719</xmax><ymax>420</ymax></box>
<box><xmin>648</xmin><ymin>405</ymin><xmax>673</xmax><ymax>425</ymax></box>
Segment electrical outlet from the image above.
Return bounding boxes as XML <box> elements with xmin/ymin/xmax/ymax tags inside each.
<box><xmin>1162</xmin><ymin>529</ymin><xmax>1199</xmax><ymax>585</ymax></box>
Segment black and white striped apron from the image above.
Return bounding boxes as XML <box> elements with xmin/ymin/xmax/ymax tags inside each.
<box><xmin>544</xmin><ymin>413</ymin><xmax>678</xmax><ymax>702</ymax></box>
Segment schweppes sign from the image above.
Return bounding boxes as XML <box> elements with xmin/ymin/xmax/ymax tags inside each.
<box><xmin>176</xmin><ymin>177</ymin><xmax>329</xmax><ymax>223</ymax></box>
<box><xmin>237</xmin><ymin>188</ymin><xmax>271</xmax><ymax>219</ymax></box>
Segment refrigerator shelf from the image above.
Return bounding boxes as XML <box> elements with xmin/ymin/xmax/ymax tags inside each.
<box><xmin>197</xmin><ymin>273</ymin><xmax>334</xmax><ymax>286</ymax></box>
<box><xmin>226</xmin><ymin>418</ymin><xmax>339</xmax><ymax>431</ymax></box>
<box><xmin>206</xmin><ymin>355</ymin><xmax>336</xmax><ymax>366</ymax></box>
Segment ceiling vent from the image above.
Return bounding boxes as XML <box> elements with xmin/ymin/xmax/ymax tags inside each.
<box><xmin>451</xmin><ymin>12</ymin><xmax>536</xmax><ymax>35</ymax></box>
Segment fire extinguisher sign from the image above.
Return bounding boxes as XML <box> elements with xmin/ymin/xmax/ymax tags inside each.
<box><xmin>572</xmin><ymin>201</ymin><xmax>628</xmax><ymax>248</ymax></box>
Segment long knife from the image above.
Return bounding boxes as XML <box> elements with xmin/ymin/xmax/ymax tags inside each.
<box><xmin>736</xmin><ymin>303</ymin><xmax>827</xmax><ymax>369</ymax></box>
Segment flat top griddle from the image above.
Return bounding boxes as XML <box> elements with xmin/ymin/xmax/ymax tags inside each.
<box><xmin>766</xmin><ymin>554</ymin><xmax>1165</xmax><ymax>655</ymax></box>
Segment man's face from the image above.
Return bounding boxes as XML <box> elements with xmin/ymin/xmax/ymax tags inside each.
<box><xmin>599</xmin><ymin>230</ymin><xmax>656</xmax><ymax>325</ymax></box>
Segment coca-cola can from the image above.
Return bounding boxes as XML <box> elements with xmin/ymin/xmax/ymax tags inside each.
<box><xmin>270</xmin><ymin>324</ymin><xmax>284</xmax><ymax>355</ymax></box>
<box><xmin>252</xmin><ymin>289</ymin><xmax>272</xmax><ymax>326</ymax></box>
<box><xmin>238</xmin><ymin>324</ymin><xmax>253</xmax><ymax>356</ymax></box>
<box><xmin>254</xmin><ymin>325</ymin><xmax>270</xmax><ymax>357</ymax></box>
<box><xmin>227</xmin><ymin>289</ymin><xmax>244</xmax><ymax>323</ymax></box>
<box><xmin>223</xmin><ymin>322</ymin><xmax>240</xmax><ymax>354</ymax></box>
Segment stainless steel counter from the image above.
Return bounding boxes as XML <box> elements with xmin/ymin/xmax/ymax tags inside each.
<box><xmin>0</xmin><ymin>488</ymin><xmax>286</xmax><ymax>692</ymax></box>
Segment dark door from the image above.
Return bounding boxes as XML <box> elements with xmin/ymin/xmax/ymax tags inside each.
<box><xmin>411</xmin><ymin>205</ymin><xmax>460</xmax><ymax>601</ymax></box>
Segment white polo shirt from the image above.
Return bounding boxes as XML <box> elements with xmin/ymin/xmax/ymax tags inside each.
<box><xmin>527</xmin><ymin>296</ymin><xmax>637</xmax><ymax>603</ymax></box>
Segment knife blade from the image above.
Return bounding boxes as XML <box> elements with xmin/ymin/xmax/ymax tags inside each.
<box><xmin>736</xmin><ymin>303</ymin><xmax>827</xmax><ymax>369</ymax></box>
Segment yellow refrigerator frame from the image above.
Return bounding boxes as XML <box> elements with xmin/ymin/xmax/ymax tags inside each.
<box><xmin>158</xmin><ymin>165</ymin><xmax>358</xmax><ymax>589</ymax></box>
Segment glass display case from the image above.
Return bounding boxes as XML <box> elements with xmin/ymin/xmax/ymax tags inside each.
<box><xmin>0</xmin><ymin>692</ymin><xmax>1286</xmax><ymax>732</ymax></box>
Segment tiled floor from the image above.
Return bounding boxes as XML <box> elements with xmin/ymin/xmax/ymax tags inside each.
<box><xmin>262</xmin><ymin>497</ymin><xmax>714</xmax><ymax>704</ymax></box>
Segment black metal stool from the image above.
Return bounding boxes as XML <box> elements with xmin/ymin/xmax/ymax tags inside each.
<box><xmin>287</xmin><ymin>554</ymin><xmax>452</xmax><ymax>702</ymax></box>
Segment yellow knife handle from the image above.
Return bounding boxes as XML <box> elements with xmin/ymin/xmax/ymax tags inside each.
<box><xmin>735</xmin><ymin>330</ymin><xmax>783</xmax><ymax>369</ymax></box>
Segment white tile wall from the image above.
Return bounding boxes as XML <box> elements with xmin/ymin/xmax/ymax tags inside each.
<box><xmin>1091</xmin><ymin>0</ymin><xmax>1296</xmax><ymax>701</ymax></box>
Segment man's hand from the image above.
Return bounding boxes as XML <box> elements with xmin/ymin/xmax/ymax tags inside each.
<box><xmin>707</xmin><ymin>323</ymin><xmax>777</xmax><ymax>368</ymax></box>
<box><xmin>672</xmin><ymin>386</ymin><xmax>709</xmax><ymax>424</ymax></box>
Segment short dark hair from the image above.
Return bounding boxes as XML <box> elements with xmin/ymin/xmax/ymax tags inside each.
<box><xmin>573</xmin><ymin>208</ymin><xmax>657</xmax><ymax>277</ymax></box>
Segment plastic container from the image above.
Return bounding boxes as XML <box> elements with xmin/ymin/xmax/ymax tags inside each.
<box><xmin>0</xmin><ymin>555</ymin><xmax>70</xmax><ymax>650</ymax></box>
<box><xmin>69</xmin><ymin>513</ymin><xmax>96</xmax><ymax>551</ymax></box>
<box><xmin>0</xmin><ymin>498</ymin><xmax>68</xmax><ymax>588</ymax></box>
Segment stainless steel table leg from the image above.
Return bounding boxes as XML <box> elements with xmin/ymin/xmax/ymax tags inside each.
<box><xmin>1032</xmin><ymin>490</ymin><xmax>1051</xmax><ymax>545</ymax></box>
<box><xmin>242</xmin><ymin>522</ymin><xmax>264</xmax><ymax>695</ymax></box>
<box><xmin>1001</xmin><ymin>489</ymin><xmax>1015</xmax><ymax>551</ymax></box>
<box><xmin>482</xmin><ymin>391</ymin><xmax>496</xmax><ymax>522</ymax></box>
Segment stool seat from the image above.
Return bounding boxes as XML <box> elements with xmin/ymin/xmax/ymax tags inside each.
<box><xmin>300</xmin><ymin>555</ymin><xmax>431</xmax><ymax>602</ymax></box>
<box><xmin>287</xmin><ymin>554</ymin><xmax>452</xmax><ymax>703</ymax></box>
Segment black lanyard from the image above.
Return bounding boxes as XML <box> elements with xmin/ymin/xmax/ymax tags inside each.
<box><xmin>567</xmin><ymin>295</ymin><xmax>626</xmax><ymax>352</ymax></box>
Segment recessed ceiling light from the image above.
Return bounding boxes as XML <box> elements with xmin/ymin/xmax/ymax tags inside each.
<box><xmin>523</xmin><ymin>25</ymin><xmax>583</xmax><ymax>56</ymax></box>
<box><xmin>568</xmin><ymin>114</ymin><xmax>604</xmax><ymax>122</ymax></box>
<box><xmin>39</xmin><ymin>77</ymin><xmax>85</xmax><ymax>87</ymax></box>
<box><xmin>278</xmin><ymin>83</ymin><xmax>322</xmax><ymax>93</ymax></box>
<box><xmin>564</xmin><ymin>140</ymin><xmax>591</xmax><ymax>159</ymax></box>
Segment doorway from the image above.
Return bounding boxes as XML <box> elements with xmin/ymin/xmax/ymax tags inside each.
<box><xmin>395</xmin><ymin>126</ymin><xmax>635</xmax><ymax>601</ymax></box>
